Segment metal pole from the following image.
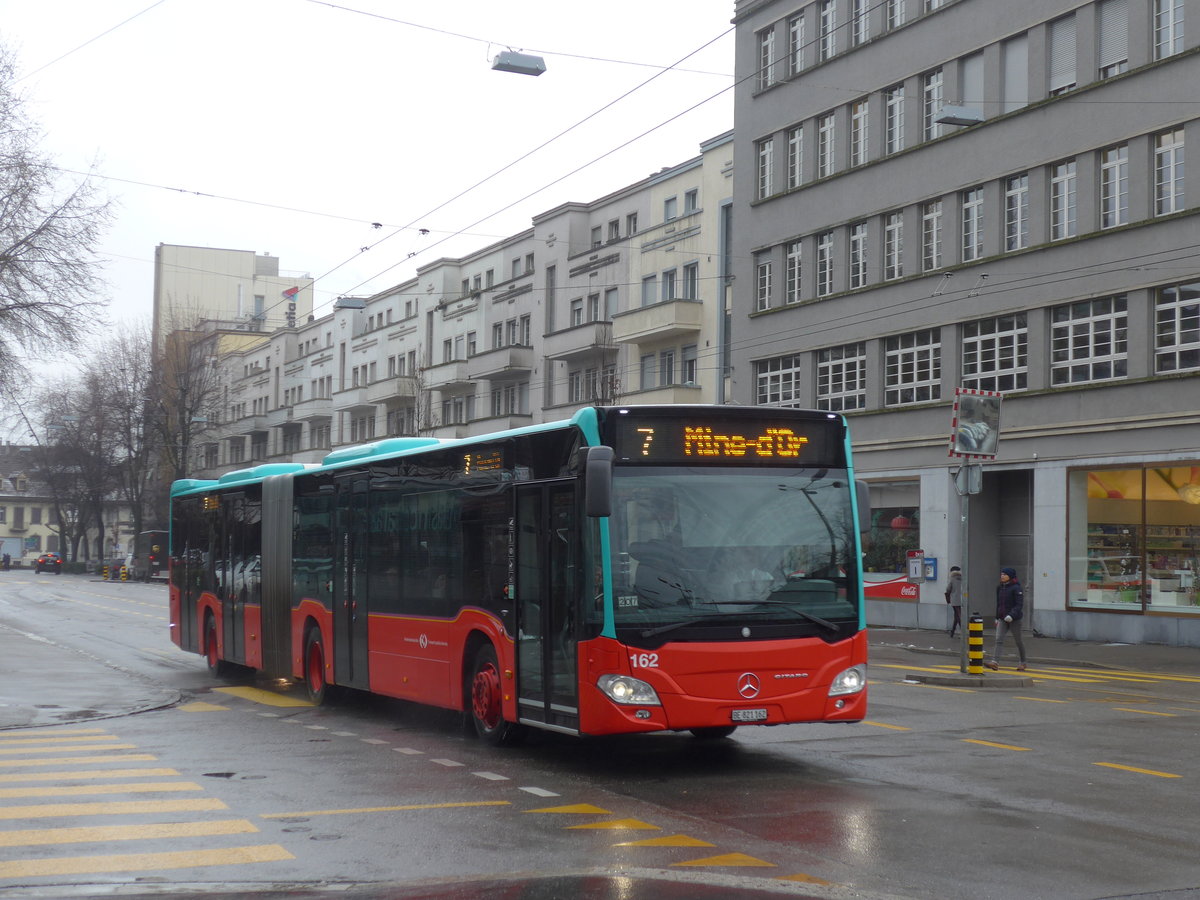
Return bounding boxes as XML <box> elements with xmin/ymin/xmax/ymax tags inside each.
<box><xmin>960</xmin><ymin>488</ymin><xmax>970</xmax><ymax>673</ymax></box>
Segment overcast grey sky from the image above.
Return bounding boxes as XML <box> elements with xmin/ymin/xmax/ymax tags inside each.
<box><xmin>2</xmin><ymin>0</ymin><xmax>736</xmax><ymax>333</ymax></box>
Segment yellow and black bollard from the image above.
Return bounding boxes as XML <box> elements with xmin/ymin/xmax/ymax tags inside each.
<box><xmin>101</xmin><ymin>565</ymin><xmax>109</xmax><ymax>580</ymax></box>
<box><xmin>968</xmin><ymin>615</ymin><xmax>984</xmax><ymax>675</ymax></box>
<box><xmin>120</xmin><ymin>566</ymin><xmax>128</xmax><ymax>582</ymax></box>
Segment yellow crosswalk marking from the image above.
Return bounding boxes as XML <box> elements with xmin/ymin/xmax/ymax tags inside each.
<box><xmin>0</xmin><ymin>768</ymin><xmax>178</xmax><ymax>783</ymax></box>
<box><xmin>0</xmin><ymin>735</ymin><xmax>121</xmax><ymax>747</ymax></box>
<box><xmin>673</xmin><ymin>852</ymin><xmax>775</xmax><ymax>867</ymax></box>
<box><xmin>0</xmin><ymin>798</ymin><xmax>227</xmax><ymax>820</ymax></box>
<box><xmin>213</xmin><ymin>686</ymin><xmax>312</xmax><ymax>708</ymax></box>
<box><xmin>260</xmin><ymin>801</ymin><xmax>509</xmax><ymax>819</ymax></box>
<box><xmin>614</xmin><ymin>834</ymin><xmax>714</xmax><ymax>847</ymax></box>
<box><xmin>0</xmin><ymin>744</ymin><xmax>136</xmax><ymax>756</ymax></box>
<box><xmin>0</xmin><ymin>843</ymin><xmax>293</xmax><ymax>877</ymax></box>
<box><xmin>178</xmin><ymin>702</ymin><xmax>229</xmax><ymax>712</ymax></box>
<box><xmin>963</xmin><ymin>739</ymin><xmax>1032</xmax><ymax>751</ymax></box>
<box><xmin>0</xmin><ymin>782</ymin><xmax>203</xmax><ymax>799</ymax></box>
<box><xmin>568</xmin><ymin>818</ymin><xmax>658</xmax><ymax>831</ymax></box>
<box><xmin>0</xmin><ymin>754</ymin><xmax>157</xmax><ymax>769</ymax></box>
<box><xmin>0</xmin><ymin>819</ymin><xmax>259</xmax><ymax>847</ymax></box>
<box><xmin>0</xmin><ymin>729</ymin><xmax>107</xmax><ymax>742</ymax></box>
<box><xmin>1094</xmin><ymin>762</ymin><xmax>1181</xmax><ymax>778</ymax></box>
<box><xmin>526</xmin><ymin>803</ymin><xmax>611</xmax><ymax>814</ymax></box>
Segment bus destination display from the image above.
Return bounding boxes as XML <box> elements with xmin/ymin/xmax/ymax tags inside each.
<box><xmin>609</xmin><ymin>415</ymin><xmax>839</xmax><ymax>465</ymax></box>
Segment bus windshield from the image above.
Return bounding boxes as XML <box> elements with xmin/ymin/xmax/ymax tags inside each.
<box><xmin>608</xmin><ymin>466</ymin><xmax>859</xmax><ymax>645</ymax></box>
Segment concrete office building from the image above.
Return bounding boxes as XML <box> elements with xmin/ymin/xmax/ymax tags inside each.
<box><xmin>731</xmin><ymin>0</ymin><xmax>1200</xmax><ymax>644</ymax></box>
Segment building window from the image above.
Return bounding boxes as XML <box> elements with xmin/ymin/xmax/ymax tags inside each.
<box><xmin>682</xmin><ymin>264</ymin><xmax>698</xmax><ymax>301</ymax></box>
<box><xmin>1051</xmin><ymin>295</ymin><xmax>1128</xmax><ymax>385</ymax></box>
<box><xmin>755</xmin><ymin>354</ymin><xmax>805</xmax><ymax>407</ymax></box>
<box><xmin>787</xmin><ymin>125</ymin><xmax>804</xmax><ymax>188</ymax></box>
<box><xmin>525</xmin><ymin>253</ymin><xmax>534</xmax><ymax>273</ymax></box>
<box><xmin>819</xmin><ymin>0</ymin><xmax>837</xmax><ymax>61</ymax></box>
<box><xmin>1154</xmin><ymin>279</ymin><xmax>1200</xmax><ymax>373</ymax></box>
<box><xmin>590</xmin><ymin>225</ymin><xmax>602</xmax><ymax>248</ymax></box>
<box><xmin>1002</xmin><ymin>35</ymin><xmax>1029</xmax><ymax>113</ymax></box>
<box><xmin>785</xmin><ymin>240</ymin><xmax>803</xmax><ymax>304</ymax></box>
<box><xmin>570</xmin><ymin>298</ymin><xmax>584</xmax><ymax>327</ymax></box>
<box><xmin>789</xmin><ymin>12</ymin><xmax>806</xmax><ymax>74</ymax></box>
<box><xmin>663</xmin><ymin>196</ymin><xmax>678</xmax><ymax>222</ymax></box>
<box><xmin>883</xmin><ymin>212</ymin><xmax>903</xmax><ymax>280</ymax></box>
<box><xmin>756</xmin><ymin>137</ymin><xmax>774</xmax><ymax>199</ymax></box>
<box><xmin>1097</xmin><ymin>0</ymin><xmax>1129</xmax><ymax>79</ymax></box>
<box><xmin>1155</xmin><ymin>128</ymin><xmax>1185</xmax><ymax>216</ymax></box>
<box><xmin>817</xmin><ymin>113</ymin><xmax>835</xmax><ymax>178</ymax></box>
<box><xmin>921</xmin><ymin>202</ymin><xmax>940</xmax><ymax>273</ymax></box>
<box><xmin>885</xmin><ymin>0</ymin><xmax>905</xmax><ymax>29</ymax></box>
<box><xmin>608</xmin><ymin>219</ymin><xmax>620</xmax><ymax>242</ymax></box>
<box><xmin>640</xmin><ymin>354</ymin><xmax>655</xmax><ymax>390</ymax></box>
<box><xmin>961</xmin><ymin>187</ymin><xmax>984</xmax><ymax>262</ymax></box>
<box><xmin>492</xmin><ymin>322</ymin><xmax>503</xmax><ymax>349</ymax></box>
<box><xmin>963</xmin><ymin>314</ymin><xmax>1028</xmax><ymax>392</ymax></box>
<box><xmin>1155</xmin><ymin>0</ymin><xmax>1184</xmax><ymax>59</ymax></box>
<box><xmin>817</xmin><ymin>342</ymin><xmax>866</xmax><ymax>411</ymax></box>
<box><xmin>816</xmin><ymin>230</ymin><xmax>835</xmax><ymax>296</ymax></box>
<box><xmin>756</xmin><ymin>255</ymin><xmax>773</xmax><ymax>311</ymax></box>
<box><xmin>1048</xmin><ymin>14</ymin><xmax>1077</xmax><ymax>95</ymax></box>
<box><xmin>885</xmin><ymin>329</ymin><xmax>941</xmax><ymax>406</ymax></box>
<box><xmin>662</xmin><ymin>268</ymin><xmax>677</xmax><ymax>301</ymax></box>
<box><xmin>684</xmin><ymin>189</ymin><xmax>698</xmax><ymax>213</ymax></box>
<box><xmin>1100</xmin><ymin>144</ymin><xmax>1129</xmax><ymax>229</ymax></box>
<box><xmin>851</xmin><ymin>0</ymin><xmax>870</xmax><ymax>45</ymax></box>
<box><xmin>626</xmin><ymin>212</ymin><xmax>638</xmax><ymax>235</ymax></box>
<box><xmin>641</xmin><ymin>275</ymin><xmax>657</xmax><ymax>307</ymax></box>
<box><xmin>1050</xmin><ymin>160</ymin><xmax>1077</xmax><ymax>240</ymax></box>
<box><xmin>884</xmin><ymin>85</ymin><xmax>904</xmax><ymax>155</ymax></box>
<box><xmin>1004</xmin><ymin>173</ymin><xmax>1029</xmax><ymax>251</ymax></box>
<box><xmin>587</xmin><ymin>293</ymin><xmax>600</xmax><ymax>322</ymax></box>
<box><xmin>758</xmin><ymin>26</ymin><xmax>776</xmax><ymax>90</ymax></box>
<box><xmin>850</xmin><ymin>98</ymin><xmax>869</xmax><ymax>167</ymax></box>
<box><xmin>848</xmin><ymin>221</ymin><xmax>868</xmax><ymax>288</ymax></box>
<box><xmin>682</xmin><ymin>345</ymin><xmax>698</xmax><ymax>384</ymax></box>
<box><xmin>659</xmin><ymin>349</ymin><xmax>675</xmax><ymax>386</ymax></box>
<box><xmin>922</xmin><ymin>68</ymin><xmax>944</xmax><ymax>140</ymax></box>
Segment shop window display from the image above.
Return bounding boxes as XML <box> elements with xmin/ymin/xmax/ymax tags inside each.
<box><xmin>864</xmin><ymin>480</ymin><xmax>921</xmax><ymax>601</ymax></box>
<box><xmin>1068</xmin><ymin>466</ymin><xmax>1200</xmax><ymax>612</ymax></box>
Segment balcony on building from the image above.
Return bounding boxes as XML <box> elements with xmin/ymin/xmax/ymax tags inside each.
<box><xmin>623</xmin><ymin>383</ymin><xmax>704</xmax><ymax>405</ymax></box>
<box><xmin>293</xmin><ymin>396</ymin><xmax>332</xmax><ymax>422</ymax></box>
<box><xmin>424</xmin><ymin>359</ymin><xmax>472</xmax><ymax>390</ymax></box>
<box><xmin>265</xmin><ymin>406</ymin><xmax>293</xmax><ymax>429</ymax></box>
<box><xmin>333</xmin><ymin>385</ymin><xmax>374</xmax><ymax>415</ymax></box>
<box><xmin>466</xmin><ymin>346</ymin><xmax>534</xmax><ymax>380</ymax></box>
<box><xmin>543</xmin><ymin>321</ymin><xmax>612</xmax><ymax>363</ymax></box>
<box><xmin>233</xmin><ymin>414</ymin><xmax>269</xmax><ymax>437</ymax></box>
<box><xmin>367</xmin><ymin>375</ymin><xmax>419</xmax><ymax>404</ymax></box>
<box><xmin>612</xmin><ymin>299</ymin><xmax>702</xmax><ymax>346</ymax></box>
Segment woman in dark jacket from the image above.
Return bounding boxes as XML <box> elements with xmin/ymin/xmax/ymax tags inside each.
<box><xmin>985</xmin><ymin>566</ymin><xmax>1027</xmax><ymax>671</ymax></box>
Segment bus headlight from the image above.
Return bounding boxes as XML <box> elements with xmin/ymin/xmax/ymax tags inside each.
<box><xmin>597</xmin><ymin>674</ymin><xmax>661</xmax><ymax>706</ymax></box>
<box><xmin>829</xmin><ymin>664</ymin><xmax>866</xmax><ymax>696</ymax></box>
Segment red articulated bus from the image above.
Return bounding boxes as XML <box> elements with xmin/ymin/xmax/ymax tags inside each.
<box><xmin>169</xmin><ymin>405</ymin><xmax>869</xmax><ymax>744</ymax></box>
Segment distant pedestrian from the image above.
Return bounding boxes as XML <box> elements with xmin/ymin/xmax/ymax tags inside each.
<box><xmin>1</xmin><ymin>553</ymin><xmax>9</xmax><ymax>571</ymax></box>
<box><xmin>986</xmin><ymin>567</ymin><xmax>1027</xmax><ymax>671</ymax></box>
<box><xmin>944</xmin><ymin>565</ymin><xmax>963</xmax><ymax>638</ymax></box>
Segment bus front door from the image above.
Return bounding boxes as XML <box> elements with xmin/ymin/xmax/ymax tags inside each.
<box><xmin>333</xmin><ymin>474</ymin><xmax>370</xmax><ymax>691</ymax></box>
<box><xmin>515</xmin><ymin>483</ymin><xmax>579</xmax><ymax>734</ymax></box>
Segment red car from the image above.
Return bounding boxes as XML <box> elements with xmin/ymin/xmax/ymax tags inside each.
<box><xmin>34</xmin><ymin>552</ymin><xmax>63</xmax><ymax>574</ymax></box>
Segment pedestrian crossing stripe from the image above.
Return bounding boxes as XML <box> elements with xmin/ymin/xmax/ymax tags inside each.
<box><xmin>0</xmin><ymin>754</ymin><xmax>157</xmax><ymax>769</ymax></box>
<box><xmin>0</xmin><ymin>743</ymin><xmax>137</xmax><ymax>756</ymax></box>
<box><xmin>0</xmin><ymin>782</ymin><xmax>204</xmax><ymax>799</ymax></box>
<box><xmin>0</xmin><ymin>768</ymin><xmax>179</xmax><ymax>783</ymax></box>
<box><xmin>0</xmin><ymin>798</ymin><xmax>227</xmax><ymax>820</ymax></box>
<box><xmin>0</xmin><ymin>819</ymin><xmax>259</xmax><ymax>847</ymax></box>
<box><xmin>0</xmin><ymin>734</ymin><xmax>123</xmax><ymax>746</ymax></box>
<box><xmin>0</xmin><ymin>844</ymin><xmax>294</xmax><ymax>878</ymax></box>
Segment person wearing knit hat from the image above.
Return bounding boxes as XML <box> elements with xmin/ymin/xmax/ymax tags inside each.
<box><xmin>985</xmin><ymin>567</ymin><xmax>1027</xmax><ymax>671</ymax></box>
<box><xmin>944</xmin><ymin>566</ymin><xmax>963</xmax><ymax>638</ymax></box>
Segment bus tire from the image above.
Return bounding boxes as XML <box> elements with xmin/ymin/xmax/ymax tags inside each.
<box><xmin>304</xmin><ymin>629</ymin><xmax>331</xmax><ymax>705</ymax></box>
<box><xmin>204</xmin><ymin>614</ymin><xmax>233</xmax><ymax>679</ymax></box>
<box><xmin>689</xmin><ymin>726</ymin><xmax>737</xmax><ymax>739</ymax></box>
<box><xmin>469</xmin><ymin>643</ymin><xmax>523</xmax><ymax>746</ymax></box>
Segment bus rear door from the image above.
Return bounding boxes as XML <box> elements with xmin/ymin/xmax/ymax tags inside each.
<box><xmin>333</xmin><ymin>473</ymin><xmax>371</xmax><ymax>691</ymax></box>
<box><xmin>515</xmin><ymin>482</ymin><xmax>579</xmax><ymax>734</ymax></box>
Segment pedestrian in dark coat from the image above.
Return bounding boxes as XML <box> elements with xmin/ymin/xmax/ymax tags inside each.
<box><xmin>986</xmin><ymin>566</ymin><xmax>1027</xmax><ymax>671</ymax></box>
<box><xmin>945</xmin><ymin>565</ymin><xmax>963</xmax><ymax>638</ymax></box>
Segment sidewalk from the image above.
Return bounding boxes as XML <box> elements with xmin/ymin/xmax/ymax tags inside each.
<box><xmin>869</xmin><ymin>623</ymin><xmax>1200</xmax><ymax>685</ymax></box>
<box><xmin>0</xmin><ymin>623</ymin><xmax>179</xmax><ymax>730</ymax></box>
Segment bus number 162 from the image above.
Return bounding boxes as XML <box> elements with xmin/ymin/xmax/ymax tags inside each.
<box><xmin>631</xmin><ymin>653</ymin><xmax>659</xmax><ymax>668</ymax></box>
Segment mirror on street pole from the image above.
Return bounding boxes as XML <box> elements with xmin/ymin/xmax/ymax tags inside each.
<box><xmin>948</xmin><ymin>387</ymin><xmax>1002</xmax><ymax>459</ymax></box>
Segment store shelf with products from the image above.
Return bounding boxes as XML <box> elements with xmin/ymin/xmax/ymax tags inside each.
<box><xmin>1084</xmin><ymin>524</ymin><xmax>1199</xmax><ymax>607</ymax></box>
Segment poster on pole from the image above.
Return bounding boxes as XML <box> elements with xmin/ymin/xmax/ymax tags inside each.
<box><xmin>948</xmin><ymin>388</ymin><xmax>1002</xmax><ymax>458</ymax></box>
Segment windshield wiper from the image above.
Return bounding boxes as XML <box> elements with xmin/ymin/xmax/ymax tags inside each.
<box><xmin>689</xmin><ymin>599</ymin><xmax>840</xmax><ymax>634</ymax></box>
<box><xmin>640</xmin><ymin>611</ymin><xmax>771</xmax><ymax>638</ymax></box>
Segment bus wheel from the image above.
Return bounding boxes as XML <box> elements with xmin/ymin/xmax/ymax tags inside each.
<box><xmin>689</xmin><ymin>726</ymin><xmax>737</xmax><ymax>739</ymax></box>
<box><xmin>469</xmin><ymin>644</ymin><xmax>522</xmax><ymax>746</ymax></box>
<box><xmin>204</xmin><ymin>615</ymin><xmax>228</xmax><ymax>678</ymax></box>
<box><xmin>304</xmin><ymin>630</ymin><xmax>329</xmax><ymax>705</ymax></box>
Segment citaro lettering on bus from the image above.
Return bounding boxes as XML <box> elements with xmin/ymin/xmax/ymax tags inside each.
<box><xmin>683</xmin><ymin>426</ymin><xmax>808</xmax><ymax>458</ymax></box>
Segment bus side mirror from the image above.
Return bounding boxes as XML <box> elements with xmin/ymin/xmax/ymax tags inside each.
<box><xmin>584</xmin><ymin>446</ymin><xmax>614</xmax><ymax>518</ymax></box>
<box><xmin>856</xmin><ymin>480</ymin><xmax>871</xmax><ymax>536</ymax></box>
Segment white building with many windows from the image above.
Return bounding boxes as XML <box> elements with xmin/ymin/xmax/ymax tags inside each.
<box><xmin>731</xmin><ymin>0</ymin><xmax>1200</xmax><ymax>644</ymax></box>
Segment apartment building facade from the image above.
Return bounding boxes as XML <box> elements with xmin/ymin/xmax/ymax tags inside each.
<box><xmin>731</xmin><ymin>0</ymin><xmax>1200</xmax><ymax>644</ymax></box>
<box><xmin>188</xmin><ymin>133</ymin><xmax>734</xmax><ymax>476</ymax></box>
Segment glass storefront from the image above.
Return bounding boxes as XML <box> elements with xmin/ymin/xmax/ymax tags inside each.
<box><xmin>1068</xmin><ymin>465</ymin><xmax>1200</xmax><ymax>613</ymax></box>
<box><xmin>864</xmin><ymin>480</ymin><xmax>921</xmax><ymax>601</ymax></box>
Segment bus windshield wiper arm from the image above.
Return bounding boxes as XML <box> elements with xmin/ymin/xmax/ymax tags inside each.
<box><xmin>640</xmin><ymin>611</ymin><xmax>770</xmax><ymax>639</ymax></box>
<box><xmin>698</xmin><ymin>600</ymin><xmax>840</xmax><ymax>633</ymax></box>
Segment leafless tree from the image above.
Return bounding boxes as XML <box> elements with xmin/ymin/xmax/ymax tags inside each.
<box><xmin>150</xmin><ymin>323</ymin><xmax>223</xmax><ymax>484</ymax></box>
<box><xmin>0</xmin><ymin>45</ymin><xmax>113</xmax><ymax>393</ymax></box>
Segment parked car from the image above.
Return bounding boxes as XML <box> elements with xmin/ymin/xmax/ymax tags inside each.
<box><xmin>34</xmin><ymin>552</ymin><xmax>63</xmax><ymax>574</ymax></box>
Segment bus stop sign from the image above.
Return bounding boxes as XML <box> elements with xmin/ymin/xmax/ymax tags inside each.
<box><xmin>906</xmin><ymin>550</ymin><xmax>925</xmax><ymax>584</ymax></box>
